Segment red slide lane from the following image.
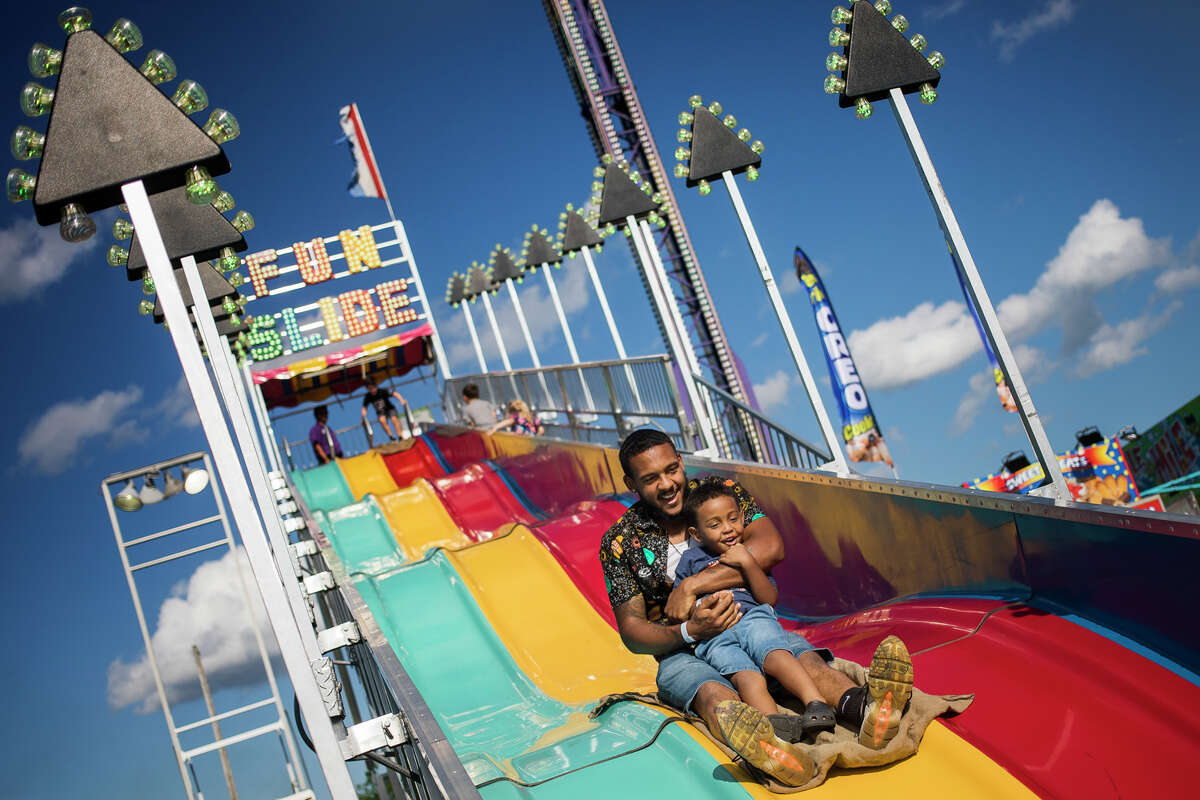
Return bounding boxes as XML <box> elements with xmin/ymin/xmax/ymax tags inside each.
<box><xmin>430</xmin><ymin>464</ymin><xmax>541</xmax><ymax>541</ymax></box>
<box><xmin>531</xmin><ymin>499</ymin><xmax>629</xmax><ymax>628</ymax></box>
<box><xmin>380</xmin><ymin>438</ymin><xmax>449</xmax><ymax>488</ymax></box>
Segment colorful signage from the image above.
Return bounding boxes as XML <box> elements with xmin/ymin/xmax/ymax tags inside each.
<box><xmin>794</xmin><ymin>247</ymin><xmax>892</xmax><ymax>467</ymax></box>
<box><xmin>1121</xmin><ymin>394</ymin><xmax>1200</xmax><ymax>498</ymax></box>
<box><xmin>963</xmin><ymin>436</ymin><xmax>1142</xmax><ymax>506</ymax></box>
<box><xmin>240</xmin><ymin>222</ymin><xmax>424</xmax><ymax>362</ymax></box>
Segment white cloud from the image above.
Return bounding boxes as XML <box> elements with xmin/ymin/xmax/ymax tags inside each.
<box><xmin>950</xmin><ymin>371</ymin><xmax>995</xmax><ymax>436</ymax></box>
<box><xmin>847</xmin><ymin>300</ymin><xmax>981</xmax><ymax>390</ymax></box>
<box><xmin>992</xmin><ymin>0</ymin><xmax>1076</xmax><ymax>61</ymax></box>
<box><xmin>753</xmin><ymin>369</ymin><xmax>794</xmax><ymax>413</ymax></box>
<box><xmin>17</xmin><ymin>386</ymin><xmax>144</xmax><ymax>474</ymax></box>
<box><xmin>0</xmin><ymin>217</ymin><xmax>102</xmax><ymax>303</ymax></box>
<box><xmin>926</xmin><ymin>0</ymin><xmax>967</xmax><ymax>20</ymax></box>
<box><xmin>107</xmin><ymin>548</ymin><xmax>277</xmax><ymax>713</ymax></box>
<box><xmin>750</xmin><ymin>331</ymin><xmax>769</xmax><ymax>348</ymax></box>
<box><xmin>1072</xmin><ymin>303</ymin><xmax>1179</xmax><ymax>378</ymax></box>
<box><xmin>155</xmin><ymin>376</ymin><xmax>201</xmax><ymax>429</ymax></box>
<box><xmin>779</xmin><ymin>270</ymin><xmax>805</xmax><ymax>295</ymax></box>
<box><xmin>1155</xmin><ymin>266</ymin><xmax>1200</xmax><ymax>293</ymax></box>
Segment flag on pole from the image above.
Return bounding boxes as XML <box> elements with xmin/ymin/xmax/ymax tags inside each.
<box><xmin>794</xmin><ymin>247</ymin><xmax>893</xmax><ymax>467</ymax></box>
<box><xmin>338</xmin><ymin>103</ymin><xmax>387</xmax><ymax>200</ymax></box>
<box><xmin>947</xmin><ymin>242</ymin><xmax>1018</xmax><ymax>413</ymax></box>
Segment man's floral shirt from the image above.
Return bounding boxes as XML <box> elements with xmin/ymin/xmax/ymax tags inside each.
<box><xmin>599</xmin><ymin>476</ymin><xmax>763</xmax><ymax>623</ymax></box>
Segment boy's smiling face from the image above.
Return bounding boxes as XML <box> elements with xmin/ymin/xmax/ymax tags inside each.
<box><xmin>688</xmin><ymin>493</ymin><xmax>744</xmax><ymax>553</ymax></box>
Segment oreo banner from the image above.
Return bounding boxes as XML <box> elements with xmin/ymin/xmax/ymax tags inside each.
<box><xmin>948</xmin><ymin>242</ymin><xmax>1018</xmax><ymax>413</ymax></box>
<box><xmin>794</xmin><ymin>247</ymin><xmax>893</xmax><ymax>467</ymax></box>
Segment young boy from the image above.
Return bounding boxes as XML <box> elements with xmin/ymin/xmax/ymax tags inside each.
<box><xmin>361</xmin><ymin>377</ymin><xmax>408</xmax><ymax>442</ymax></box>
<box><xmin>675</xmin><ymin>481</ymin><xmax>836</xmax><ymax>736</ymax></box>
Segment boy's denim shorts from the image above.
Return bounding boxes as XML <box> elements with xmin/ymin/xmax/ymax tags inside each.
<box><xmin>656</xmin><ymin>605</ymin><xmax>831</xmax><ymax>712</ymax></box>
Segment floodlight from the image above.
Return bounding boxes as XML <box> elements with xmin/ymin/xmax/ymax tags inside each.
<box><xmin>139</xmin><ymin>473</ymin><xmax>164</xmax><ymax>504</ymax></box>
<box><xmin>1075</xmin><ymin>426</ymin><xmax>1105</xmax><ymax>448</ymax></box>
<box><xmin>182</xmin><ymin>464</ymin><xmax>209</xmax><ymax>494</ymax></box>
<box><xmin>162</xmin><ymin>469</ymin><xmax>185</xmax><ymax>498</ymax></box>
<box><xmin>114</xmin><ymin>480</ymin><xmax>142</xmax><ymax>512</ymax></box>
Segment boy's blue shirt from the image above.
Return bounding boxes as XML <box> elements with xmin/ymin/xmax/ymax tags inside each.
<box><xmin>673</xmin><ymin>542</ymin><xmax>774</xmax><ymax>610</ymax></box>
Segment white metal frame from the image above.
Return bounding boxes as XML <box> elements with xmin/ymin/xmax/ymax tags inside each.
<box><xmin>537</xmin><ymin>262</ymin><xmax>598</xmax><ymax>410</ymax></box>
<box><xmin>503</xmin><ymin>279</ymin><xmax>555</xmax><ymax>408</ymax></box>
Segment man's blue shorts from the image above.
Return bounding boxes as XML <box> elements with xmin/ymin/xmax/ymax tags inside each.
<box><xmin>657</xmin><ymin>607</ymin><xmax>831</xmax><ymax>712</ymax></box>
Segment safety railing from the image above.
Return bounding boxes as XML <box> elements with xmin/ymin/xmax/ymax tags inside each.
<box><xmin>282</xmin><ymin>423</ymin><xmax>374</xmax><ymax>472</ymax></box>
<box><xmin>692</xmin><ymin>373</ymin><xmax>833</xmax><ymax>470</ymax></box>
<box><xmin>443</xmin><ymin>355</ymin><xmax>696</xmax><ymax>452</ymax></box>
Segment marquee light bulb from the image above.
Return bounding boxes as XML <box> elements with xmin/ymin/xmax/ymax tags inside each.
<box><xmin>28</xmin><ymin>44</ymin><xmax>63</xmax><ymax>78</ymax></box>
<box><xmin>184</xmin><ymin>165</ymin><xmax>217</xmax><ymax>204</ymax></box>
<box><xmin>919</xmin><ymin>82</ymin><xmax>938</xmax><ymax>104</ymax></box>
<box><xmin>112</xmin><ymin>218</ymin><xmax>134</xmax><ymax>240</ymax></box>
<box><xmin>909</xmin><ymin>33</ymin><xmax>927</xmax><ymax>52</ymax></box>
<box><xmin>746</xmin><ymin>165</ymin><xmax>760</xmax><ymax>182</ymax></box>
<box><xmin>824</xmin><ymin>74</ymin><xmax>846</xmax><ymax>94</ymax></box>
<box><xmin>678</xmin><ymin>111</ymin><xmax>693</xmax><ymax>125</ymax></box>
<box><xmin>228</xmin><ymin>271</ymin><xmax>243</xmax><ymax>287</ymax></box>
<box><xmin>674</xmin><ymin>146</ymin><xmax>690</xmax><ymax>161</ymax></box>
<box><xmin>707</xmin><ymin>100</ymin><xmax>722</xmax><ymax>116</ymax></box>
<box><xmin>738</xmin><ymin>128</ymin><xmax>751</xmax><ymax>142</ymax></box>
<box><xmin>200</xmin><ymin>109</ymin><xmax>239</xmax><ymax>145</ymax></box>
<box><xmin>723</xmin><ymin>113</ymin><xmax>737</xmax><ymax>129</ymax></box>
<box><xmin>873</xmin><ymin>0</ymin><xmax>891</xmax><ymax>15</ymax></box>
<box><xmin>210</xmin><ymin>190</ymin><xmax>234</xmax><ymax>212</ymax></box>
<box><xmin>227</xmin><ymin>312</ymin><xmax>240</xmax><ymax>326</ymax></box>
<box><xmin>688</xmin><ymin>94</ymin><xmax>703</xmax><ymax>108</ymax></box>
<box><xmin>217</xmin><ymin>246</ymin><xmax>238</xmax><ymax>272</ymax></box>
<box><xmin>141</xmin><ymin>273</ymin><xmax>155</xmax><ymax>295</ymax></box>
<box><xmin>829</xmin><ymin>27</ymin><xmax>850</xmax><ymax>47</ymax></box>
<box><xmin>677</xmin><ymin>128</ymin><xmax>691</xmax><ymax>142</ymax></box>
<box><xmin>604</xmin><ymin>222</ymin><xmax>616</xmax><ymax>236</ymax></box>
<box><xmin>750</xmin><ymin>140</ymin><xmax>764</xmax><ymax>155</ymax></box>
<box><xmin>171</xmin><ymin>79</ymin><xmax>208</xmax><ymax>114</ymax></box>
<box><xmin>855</xmin><ymin>96</ymin><xmax>873</xmax><ymax>119</ymax></box>
<box><xmin>600</xmin><ymin>153</ymin><xmax>613</xmax><ymax>165</ymax></box>
<box><xmin>20</xmin><ymin>83</ymin><xmax>55</xmax><ymax>117</ymax></box>
<box><xmin>6</xmin><ymin>168</ymin><xmax>35</xmax><ymax>202</ymax></box>
<box><xmin>231</xmin><ymin>210</ymin><xmax>254</xmax><ymax>233</ymax></box>
<box><xmin>927</xmin><ymin>50</ymin><xmax>945</xmax><ymax>69</ymax></box>
<box><xmin>891</xmin><ymin>14</ymin><xmax>908</xmax><ymax>33</ymax></box>
<box><xmin>592</xmin><ymin>165</ymin><xmax>604</xmax><ymax>178</ymax></box>
<box><xmin>10</xmin><ymin>126</ymin><xmax>45</xmax><ymax>160</ymax></box>
<box><xmin>697</xmin><ymin>179</ymin><xmax>711</xmax><ymax>196</ymax></box>
<box><xmin>673</xmin><ymin>163</ymin><xmax>688</xmax><ymax>178</ymax></box>
<box><xmin>107</xmin><ymin>245</ymin><xmax>129</xmax><ymax>266</ymax></box>
<box><xmin>59</xmin><ymin>203</ymin><xmax>95</xmax><ymax>242</ymax></box>
<box><xmin>139</xmin><ymin>50</ymin><xmax>176</xmax><ymax>85</ymax></box>
<box><xmin>58</xmin><ymin>7</ymin><xmax>92</xmax><ymax>34</ymax></box>
<box><xmin>826</xmin><ymin>52</ymin><xmax>848</xmax><ymax>72</ymax></box>
<box><xmin>831</xmin><ymin>5</ymin><xmax>853</xmax><ymax>24</ymax></box>
<box><xmin>138</xmin><ymin>299</ymin><xmax>153</xmax><ymax>315</ymax></box>
<box><xmin>105</xmin><ymin>18</ymin><xmax>142</xmax><ymax>53</ymax></box>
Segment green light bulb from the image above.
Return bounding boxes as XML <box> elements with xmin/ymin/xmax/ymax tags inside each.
<box><xmin>218</xmin><ymin>246</ymin><xmax>239</xmax><ymax>272</ymax></box>
<box><xmin>855</xmin><ymin>96</ymin><xmax>873</xmax><ymax>119</ymax></box>
<box><xmin>60</xmin><ymin>203</ymin><xmax>95</xmax><ymax>242</ymax></box>
<box><xmin>107</xmin><ymin>245</ymin><xmax>129</xmax><ymax>266</ymax></box>
<box><xmin>824</xmin><ymin>74</ymin><xmax>846</xmax><ymax>94</ymax></box>
<box><xmin>593</xmin><ymin>165</ymin><xmax>605</xmax><ymax>178</ymax></box>
<box><xmin>909</xmin><ymin>33</ymin><xmax>927</xmax><ymax>51</ymax></box>
<box><xmin>228</xmin><ymin>312</ymin><xmax>240</xmax><ymax>326</ymax></box>
<box><xmin>231</xmin><ymin>210</ymin><xmax>254</xmax><ymax>233</ymax></box>
<box><xmin>20</xmin><ymin>83</ymin><xmax>55</xmax><ymax>117</ymax></box>
<box><xmin>891</xmin><ymin>14</ymin><xmax>908</xmax><ymax>33</ymax></box>
<box><xmin>10</xmin><ymin>126</ymin><xmax>45</xmax><ymax>160</ymax></box>
<box><xmin>673</xmin><ymin>163</ymin><xmax>689</xmax><ymax>178</ymax></box>
<box><xmin>873</xmin><ymin>0</ymin><xmax>891</xmax><ymax>15</ymax></box>
<box><xmin>750</xmin><ymin>140</ymin><xmax>765</xmax><ymax>155</ymax></box>
<box><xmin>171</xmin><ymin>79</ymin><xmax>208</xmax><ymax>114</ymax></box>
<box><xmin>601</xmin><ymin>153</ymin><xmax>614</xmax><ymax>164</ymax></box>
<box><xmin>591</xmin><ymin>180</ymin><xmax>603</xmax><ymax>192</ymax></box>
<box><xmin>203</xmin><ymin>109</ymin><xmax>239</xmax><ymax>144</ymax></box>
<box><xmin>707</xmin><ymin>100</ymin><xmax>722</xmax><ymax>115</ymax></box>
<box><xmin>112</xmin><ymin>218</ymin><xmax>134</xmax><ymax>240</ymax></box>
<box><xmin>228</xmin><ymin>271</ymin><xmax>244</xmax><ymax>287</ymax></box>
<box><xmin>141</xmin><ymin>274</ymin><xmax>155</xmax><ymax>295</ymax></box>
<box><xmin>677</xmin><ymin>128</ymin><xmax>692</xmax><ymax>143</ymax></box>
<box><xmin>105</xmin><ymin>18</ymin><xmax>142</xmax><ymax>53</ymax></box>
<box><xmin>826</xmin><ymin>52</ymin><xmax>848</xmax><ymax>72</ymax></box>
<box><xmin>697</xmin><ymin>179</ymin><xmax>711</xmax><ymax>196</ymax></box>
<box><xmin>746</xmin><ymin>165</ymin><xmax>760</xmax><ymax>182</ymax></box>
<box><xmin>28</xmin><ymin>44</ymin><xmax>63</xmax><ymax>78</ymax></box>
<box><xmin>652</xmin><ymin>192</ymin><xmax>663</xmax><ymax>203</ymax></box>
<box><xmin>222</xmin><ymin>298</ymin><xmax>237</xmax><ymax>314</ymax></box>
<box><xmin>831</xmin><ymin>5</ymin><xmax>853</xmax><ymax>24</ymax></box>
<box><xmin>723</xmin><ymin>113</ymin><xmax>737</xmax><ymax>129</ymax></box>
<box><xmin>210</xmin><ymin>190</ymin><xmax>235</xmax><ymax>212</ymax></box>
<box><xmin>688</xmin><ymin>94</ymin><xmax>703</xmax><ymax>108</ymax></box>
<box><xmin>604</xmin><ymin>222</ymin><xmax>616</xmax><ymax>236</ymax></box>
<box><xmin>829</xmin><ymin>27</ymin><xmax>850</xmax><ymax>47</ymax></box>
<box><xmin>738</xmin><ymin>128</ymin><xmax>751</xmax><ymax>142</ymax></box>
<box><xmin>623</xmin><ymin>227</ymin><xmax>632</xmax><ymax>238</ymax></box>
<box><xmin>919</xmin><ymin>82</ymin><xmax>938</xmax><ymax>104</ymax></box>
<box><xmin>678</xmin><ymin>111</ymin><xmax>693</xmax><ymax>125</ymax></box>
<box><xmin>6</xmin><ymin>168</ymin><xmax>35</xmax><ymax>202</ymax></box>
<box><xmin>926</xmin><ymin>50</ymin><xmax>945</xmax><ymax>69</ymax></box>
<box><xmin>184</xmin><ymin>165</ymin><xmax>217</xmax><ymax>204</ymax></box>
<box><xmin>629</xmin><ymin>170</ymin><xmax>641</xmax><ymax>184</ymax></box>
<box><xmin>138</xmin><ymin>299</ymin><xmax>154</xmax><ymax>315</ymax></box>
<box><xmin>139</xmin><ymin>50</ymin><xmax>176</xmax><ymax>85</ymax></box>
<box><xmin>647</xmin><ymin>211</ymin><xmax>660</xmax><ymax>226</ymax></box>
<box><xmin>674</xmin><ymin>146</ymin><xmax>690</xmax><ymax>161</ymax></box>
<box><xmin>57</xmin><ymin>7</ymin><xmax>92</xmax><ymax>34</ymax></box>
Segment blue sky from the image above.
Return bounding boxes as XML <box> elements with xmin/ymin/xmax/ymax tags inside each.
<box><xmin>2</xmin><ymin>1</ymin><xmax>1198</xmax><ymax>797</ymax></box>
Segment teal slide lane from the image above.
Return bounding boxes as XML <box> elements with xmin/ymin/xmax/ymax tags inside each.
<box><xmin>290</xmin><ymin>461</ymin><xmax>354</xmax><ymax>512</ymax></box>
<box><xmin>322</xmin><ymin>498</ymin><xmax>407</xmax><ymax>576</ymax></box>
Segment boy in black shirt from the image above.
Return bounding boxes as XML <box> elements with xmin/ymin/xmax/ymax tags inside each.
<box><xmin>361</xmin><ymin>377</ymin><xmax>408</xmax><ymax>442</ymax></box>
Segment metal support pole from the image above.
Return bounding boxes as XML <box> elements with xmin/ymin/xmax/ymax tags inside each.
<box><xmin>504</xmin><ymin>279</ymin><xmax>555</xmax><ymax>409</ymax></box>
<box><xmin>581</xmin><ymin>245</ymin><xmax>644</xmax><ymax>411</ymax></box>
<box><xmin>242</xmin><ymin>362</ymin><xmax>282</xmax><ymax>475</ymax></box>
<box><xmin>887</xmin><ymin>88</ymin><xmax>1070</xmax><ymax>503</ymax></box>
<box><xmin>391</xmin><ymin>219</ymin><xmax>452</xmax><ymax>380</ymax></box>
<box><xmin>123</xmin><ymin>178</ymin><xmax>355</xmax><ymax>799</ymax></box>
<box><xmin>625</xmin><ymin>217</ymin><xmax>716</xmax><ymax>452</ymax></box>
<box><xmin>720</xmin><ymin>171</ymin><xmax>849</xmax><ymax>475</ymax></box>
<box><xmin>460</xmin><ymin>302</ymin><xmax>488</xmax><ymax>374</ymax></box>
<box><xmin>193</xmin><ymin>645</ymin><xmax>239</xmax><ymax>800</ymax></box>
<box><xmin>479</xmin><ymin>291</ymin><xmax>520</xmax><ymax>401</ymax></box>
<box><xmin>539</xmin><ymin>264</ymin><xmax>597</xmax><ymax>412</ymax></box>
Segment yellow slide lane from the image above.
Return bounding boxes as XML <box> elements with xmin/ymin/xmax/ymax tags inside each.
<box><xmin>338</xmin><ymin>450</ymin><xmax>399</xmax><ymax>501</ymax></box>
<box><xmin>446</xmin><ymin>524</ymin><xmax>658</xmax><ymax>703</ymax></box>
<box><xmin>376</xmin><ymin>480</ymin><xmax>473</xmax><ymax>561</ymax></box>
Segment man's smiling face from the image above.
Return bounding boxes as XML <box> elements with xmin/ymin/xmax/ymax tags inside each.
<box><xmin>624</xmin><ymin>442</ymin><xmax>687</xmax><ymax>518</ymax></box>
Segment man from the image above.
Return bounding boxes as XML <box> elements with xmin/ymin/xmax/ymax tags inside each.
<box><xmin>361</xmin><ymin>376</ymin><xmax>409</xmax><ymax>442</ymax></box>
<box><xmin>599</xmin><ymin>429</ymin><xmax>913</xmax><ymax>786</ymax></box>
<box><xmin>309</xmin><ymin>405</ymin><xmax>343</xmax><ymax>465</ymax></box>
<box><xmin>461</xmin><ymin>383</ymin><xmax>498</xmax><ymax>429</ymax></box>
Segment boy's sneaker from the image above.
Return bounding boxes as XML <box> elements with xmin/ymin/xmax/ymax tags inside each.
<box><xmin>859</xmin><ymin>635</ymin><xmax>914</xmax><ymax>749</ymax></box>
<box><xmin>715</xmin><ymin>700</ymin><xmax>816</xmax><ymax>786</ymax></box>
